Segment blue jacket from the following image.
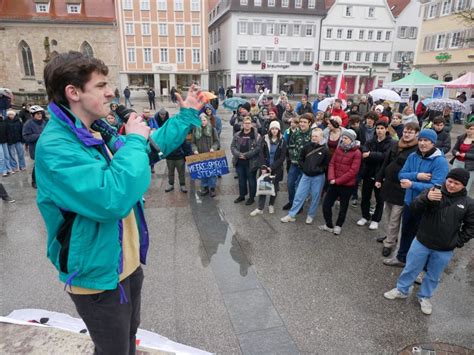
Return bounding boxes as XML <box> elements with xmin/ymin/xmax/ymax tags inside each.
<box><xmin>398</xmin><ymin>148</ymin><xmax>449</xmax><ymax>205</ymax></box>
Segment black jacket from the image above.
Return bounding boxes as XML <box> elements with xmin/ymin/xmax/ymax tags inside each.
<box><xmin>22</xmin><ymin>118</ymin><xmax>46</xmax><ymax>159</ymax></box>
<box><xmin>412</xmin><ymin>186</ymin><xmax>473</xmax><ymax>251</ymax></box>
<box><xmin>434</xmin><ymin>129</ymin><xmax>451</xmax><ymax>154</ymax></box>
<box><xmin>360</xmin><ymin>134</ymin><xmax>393</xmax><ymax>179</ymax></box>
<box><xmin>296</xmin><ymin>102</ymin><xmax>312</xmax><ymax>115</ymax></box>
<box><xmin>18</xmin><ymin>109</ymin><xmax>32</xmax><ymax>124</ymax></box>
<box><xmin>260</xmin><ymin>136</ymin><xmax>287</xmax><ymax>183</ymax></box>
<box><xmin>6</xmin><ymin>116</ymin><xmax>24</xmax><ymax>144</ymax></box>
<box><xmin>0</xmin><ymin>118</ymin><xmax>7</xmax><ymax>144</ymax></box>
<box><xmin>452</xmin><ymin>134</ymin><xmax>474</xmax><ymax>171</ymax></box>
<box><xmin>376</xmin><ymin>140</ymin><xmax>418</xmax><ymax>205</ymax></box>
<box><xmin>298</xmin><ymin>142</ymin><xmax>330</xmax><ymax>177</ymax></box>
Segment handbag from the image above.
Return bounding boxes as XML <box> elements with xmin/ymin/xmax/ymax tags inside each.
<box><xmin>256</xmin><ymin>173</ymin><xmax>276</xmax><ymax>196</ymax></box>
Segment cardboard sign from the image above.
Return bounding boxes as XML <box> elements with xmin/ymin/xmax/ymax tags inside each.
<box><xmin>185</xmin><ymin>150</ymin><xmax>229</xmax><ymax>180</ymax></box>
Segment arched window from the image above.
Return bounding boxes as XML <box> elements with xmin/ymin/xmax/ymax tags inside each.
<box><xmin>458</xmin><ymin>71</ymin><xmax>466</xmax><ymax>78</ymax></box>
<box><xmin>19</xmin><ymin>40</ymin><xmax>35</xmax><ymax>77</ymax></box>
<box><xmin>80</xmin><ymin>41</ymin><xmax>94</xmax><ymax>57</ymax></box>
<box><xmin>430</xmin><ymin>73</ymin><xmax>439</xmax><ymax>80</ymax></box>
<box><xmin>443</xmin><ymin>73</ymin><xmax>453</xmax><ymax>82</ymax></box>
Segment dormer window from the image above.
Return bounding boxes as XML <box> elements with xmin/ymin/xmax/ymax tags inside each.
<box><xmin>35</xmin><ymin>0</ymin><xmax>50</xmax><ymax>13</ymax></box>
<box><xmin>67</xmin><ymin>4</ymin><xmax>81</xmax><ymax>13</ymax></box>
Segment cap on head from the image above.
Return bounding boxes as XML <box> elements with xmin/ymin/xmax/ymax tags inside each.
<box><xmin>341</xmin><ymin>129</ymin><xmax>357</xmax><ymax>142</ymax></box>
<box><xmin>447</xmin><ymin>168</ymin><xmax>470</xmax><ymax>187</ymax></box>
<box><xmin>418</xmin><ymin>129</ymin><xmax>437</xmax><ymax>144</ymax></box>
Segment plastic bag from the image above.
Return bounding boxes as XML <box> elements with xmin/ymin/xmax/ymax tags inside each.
<box><xmin>256</xmin><ymin>173</ymin><xmax>275</xmax><ymax>196</ymax></box>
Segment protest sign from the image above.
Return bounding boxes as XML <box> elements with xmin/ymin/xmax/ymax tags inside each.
<box><xmin>185</xmin><ymin>150</ymin><xmax>229</xmax><ymax>180</ymax></box>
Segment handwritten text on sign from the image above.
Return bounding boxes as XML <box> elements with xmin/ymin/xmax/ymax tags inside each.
<box><xmin>185</xmin><ymin>150</ymin><xmax>230</xmax><ymax>180</ymax></box>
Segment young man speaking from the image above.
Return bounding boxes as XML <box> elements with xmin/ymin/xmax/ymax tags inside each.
<box><xmin>36</xmin><ymin>51</ymin><xmax>202</xmax><ymax>354</ymax></box>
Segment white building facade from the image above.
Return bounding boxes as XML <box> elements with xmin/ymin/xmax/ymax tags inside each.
<box><xmin>319</xmin><ymin>0</ymin><xmax>396</xmax><ymax>96</ymax></box>
<box><xmin>389</xmin><ymin>0</ymin><xmax>423</xmax><ymax>82</ymax></box>
<box><xmin>208</xmin><ymin>0</ymin><xmax>326</xmax><ymax>95</ymax></box>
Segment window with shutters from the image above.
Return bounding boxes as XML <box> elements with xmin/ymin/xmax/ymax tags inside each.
<box><xmin>373</xmin><ymin>52</ymin><xmax>379</xmax><ymax>62</ymax></box>
<box><xmin>254</xmin><ymin>22</ymin><xmax>261</xmax><ymax>35</ymax></box>
<box><xmin>266</xmin><ymin>50</ymin><xmax>273</xmax><ymax>62</ymax></box>
<box><xmin>399</xmin><ymin>27</ymin><xmax>406</xmax><ymax>38</ymax></box>
<box><xmin>450</xmin><ymin>31</ymin><xmax>462</xmax><ymax>48</ymax></box>
<box><xmin>160</xmin><ymin>48</ymin><xmax>168</xmax><ymax>63</ymax></box>
<box><xmin>347</xmin><ymin>29</ymin><xmax>353</xmax><ymax>39</ymax></box>
<box><xmin>382</xmin><ymin>53</ymin><xmax>388</xmax><ymax>62</ymax></box>
<box><xmin>253</xmin><ymin>50</ymin><xmax>260</xmax><ymax>62</ymax></box>
<box><xmin>395</xmin><ymin>51</ymin><xmax>401</xmax><ymax>62</ymax></box>
<box><xmin>365</xmin><ymin>52</ymin><xmax>371</xmax><ymax>62</ymax></box>
<box><xmin>144</xmin><ymin>48</ymin><xmax>152</xmax><ymax>63</ymax></box>
<box><xmin>239</xmin><ymin>49</ymin><xmax>248</xmax><ymax>61</ymax></box>
<box><xmin>159</xmin><ymin>24</ymin><xmax>167</xmax><ymax>35</ymax></box>
<box><xmin>293</xmin><ymin>24</ymin><xmax>301</xmax><ymax>36</ymax></box>
<box><xmin>306</xmin><ymin>25</ymin><xmax>314</xmax><ymax>36</ymax></box>
<box><xmin>359</xmin><ymin>30</ymin><xmax>364</xmax><ymax>40</ymax></box>
<box><xmin>280</xmin><ymin>24</ymin><xmax>287</xmax><ymax>36</ymax></box>
<box><xmin>304</xmin><ymin>51</ymin><xmax>312</xmax><ymax>62</ymax></box>
<box><xmin>324</xmin><ymin>51</ymin><xmax>330</xmax><ymax>61</ymax></box>
<box><xmin>428</xmin><ymin>3</ymin><xmax>439</xmax><ymax>18</ymax></box>
<box><xmin>334</xmin><ymin>51</ymin><xmax>340</xmax><ymax>61</ymax></box>
<box><xmin>291</xmin><ymin>51</ymin><xmax>299</xmax><ymax>62</ymax></box>
<box><xmin>19</xmin><ymin>41</ymin><xmax>35</xmax><ymax>77</ymax></box>
<box><xmin>267</xmin><ymin>23</ymin><xmax>275</xmax><ymax>35</ymax></box>
<box><xmin>435</xmin><ymin>34</ymin><xmax>446</xmax><ymax>49</ymax></box>
<box><xmin>125</xmin><ymin>23</ymin><xmax>134</xmax><ymax>35</ymax></box>
<box><xmin>456</xmin><ymin>0</ymin><xmax>468</xmax><ymax>11</ymax></box>
<box><xmin>177</xmin><ymin>49</ymin><xmax>184</xmax><ymax>63</ymax></box>
<box><xmin>326</xmin><ymin>28</ymin><xmax>332</xmax><ymax>39</ymax></box>
<box><xmin>279</xmin><ymin>51</ymin><xmax>286</xmax><ymax>62</ymax></box>
<box><xmin>345</xmin><ymin>6</ymin><xmax>353</xmax><ymax>17</ymax></box>
<box><xmin>368</xmin><ymin>7</ymin><xmax>375</xmax><ymax>18</ymax></box>
<box><xmin>337</xmin><ymin>29</ymin><xmax>342</xmax><ymax>39</ymax></box>
<box><xmin>142</xmin><ymin>23</ymin><xmax>151</xmax><ymax>36</ymax></box>
<box><xmin>376</xmin><ymin>31</ymin><xmax>382</xmax><ymax>40</ymax></box>
<box><xmin>356</xmin><ymin>52</ymin><xmax>362</xmax><ymax>62</ymax></box>
<box><xmin>409</xmin><ymin>27</ymin><xmax>417</xmax><ymax>39</ymax></box>
<box><xmin>192</xmin><ymin>49</ymin><xmax>200</xmax><ymax>63</ymax></box>
<box><xmin>345</xmin><ymin>52</ymin><xmax>350</xmax><ymax>61</ymax></box>
<box><xmin>176</xmin><ymin>24</ymin><xmax>184</xmax><ymax>36</ymax></box>
<box><xmin>239</xmin><ymin>22</ymin><xmax>247</xmax><ymax>34</ymax></box>
<box><xmin>385</xmin><ymin>31</ymin><xmax>391</xmax><ymax>40</ymax></box>
<box><xmin>368</xmin><ymin>30</ymin><xmax>373</xmax><ymax>40</ymax></box>
<box><xmin>441</xmin><ymin>0</ymin><xmax>452</xmax><ymax>15</ymax></box>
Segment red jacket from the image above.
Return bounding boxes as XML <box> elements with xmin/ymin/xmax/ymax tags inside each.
<box><xmin>331</xmin><ymin>108</ymin><xmax>348</xmax><ymax>127</ymax></box>
<box><xmin>328</xmin><ymin>145</ymin><xmax>361</xmax><ymax>186</ymax></box>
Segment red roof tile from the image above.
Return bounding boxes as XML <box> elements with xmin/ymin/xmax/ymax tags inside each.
<box><xmin>0</xmin><ymin>0</ymin><xmax>115</xmax><ymax>23</ymax></box>
<box><xmin>324</xmin><ymin>0</ymin><xmax>335</xmax><ymax>11</ymax></box>
<box><xmin>387</xmin><ymin>0</ymin><xmax>411</xmax><ymax>17</ymax></box>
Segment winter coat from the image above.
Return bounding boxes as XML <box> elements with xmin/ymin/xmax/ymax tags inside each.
<box><xmin>0</xmin><ymin>96</ymin><xmax>11</xmax><ymax>110</ymax></box>
<box><xmin>399</xmin><ymin>148</ymin><xmax>449</xmax><ymax>205</ymax></box>
<box><xmin>231</xmin><ymin>128</ymin><xmax>262</xmax><ymax>172</ymax></box>
<box><xmin>289</xmin><ymin>128</ymin><xmax>312</xmax><ymax>163</ymax></box>
<box><xmin>36</xmin><ymin>103</ymin><xmax>200</xmax><ymax>290</ymax></box>
<box><xmin>452</xmin><ymin>134</ymin><xmax>474</xmax><ymax>171</ymax></box>
<box><xmin>412</xmin><ymin>186</ymin><xmax>473</xmax><ymax>251</ymax></box>
<box><xmin>358</xmin><ymin>102</ymin><xmax>370</xmax><ymax>116</ymax></box>
<box><xmin>147</xmin><ymin>89</ymin><xmax>155</xmax><ymax>100</ymax></box>
<box><xmin>298</xmin><ymin>142</ymin><xmax>330</xmax><ymax>177</ymax></box>
<box><xmin>191</xmin><ymin>125</ymin><xmax>219</xmax><ymax>153</ymax></box>
<box><xmin>0</xmin><ymin>118</ymin><xmax>7</xmax><ymax>144</ymax></box>
<box><xmin>376</xmin><ymin>139</ymin><xmax>418</xmax><ymax>206</ymax></box>
<box><xmin>6</xmin><ymin>115</ymin><xmax>24</xmax><ymax>144</ymax></box>
<box><xmin>154</xmin><ymin>110</ymin><xmax>169</xmax><ymax>128</ymax></box>
<box><xmin>296</xmin><ymin>102</ymin><xmax>312</xmax><ymax>115</ymax></box>
<box><xmin>166</xmin><ymin>142</ymin><xmax>190</xmax><ymax>160</ymax></box>
<box><xmin>19</xmin><ymin>108</ymin><xmax>32</xmax><ymax>124</ymax></box>
<box><xmin>22</xmin><ymin>118</ymin><xmax>46</xmax><ymax>159</ymax></box>
<box><xmin>199</xmin><ymin>104</ymin><xmax>222</xmax><ymax>136</ymax></box>
<box><xmin>260</xmin><ymin>135</ymin><xmax>287</xmax><ymax>183</ymax></box>
<box><xmin>331</xmin><ymin>108</ymin><xmax>349</xmax><ymax>127</ymax></box>
<box><xmin>360</xmin><ymin>134</ymin><xmax>393</xmax><ymax>179</ymax></box>
<box><xmin>328</xmin><ymin>145</ymin><xmax>362</xmax><ymax>187</ymax></box>
<box><xmin>434</xmin><ymin>129</ymin><xmax>451</xmax><ymax>154</ymax></box>
<box><xmin>282</xmin><ymin>110</ymin><xmax>297</xmax><ymax>131</ymax></box>
<box><xmin>123</xmin><ymin>88</ymin><xmax>131</xmax><ymax>98</ymax></box>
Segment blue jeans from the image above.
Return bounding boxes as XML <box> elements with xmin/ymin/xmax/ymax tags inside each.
<box><xmin>287</xmin><ymin>163</ymin><xmax>302</xmax><ymax>204</ymax></box>
<box><xmin>0</xmin><ymin>143</ymin><xmax>12</xmax><ymax>173</ymax></box>
<box><xmin>125</xmin><ymin>97</ymin><xmax>132</xmax><ymax>107</ymax></box>
<box><xmin>236</xmin><ymin>160</ymin><xmax>257</xmax><ymax>200</ymax></box>
<box><xmin>8</xmin><ymin>142</ymin><xmax>26</xmax><ymax>170</ymax></box>
<box><xmin>396</xmin><ymin>204</ymin><xmax>422</xmax><ymax>263</ymax></box>
<box><xmin>201</xmin><ymin>175</ymin><xmax>217</xmax><ymax>188</ymax></box>
<box><xmin>289</xmin><ymin>173</ymin><xmax>325</xmax><ymax>218</ymax></box>
<box><xmin>396</xmin><ymin>239</ymin><xmax>453</xmax><ymax>299</ymax></box>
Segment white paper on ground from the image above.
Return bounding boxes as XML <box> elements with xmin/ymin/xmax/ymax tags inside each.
<box><xmin>3</xmin><ymin>309</ymin><xmax>213</xmax><ymax>355</ymax></box>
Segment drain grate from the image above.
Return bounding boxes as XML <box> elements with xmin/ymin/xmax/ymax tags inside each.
<box><xmin>399</xmin><ymin>342</ymin><xmax>473</xmax><ymax>355</ymax></box>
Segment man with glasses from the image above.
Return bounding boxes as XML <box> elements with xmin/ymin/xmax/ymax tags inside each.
<box><xmin>375</xmin><ymin>122</ymin><xmax>420</xmax><ymax>257</ymax></box>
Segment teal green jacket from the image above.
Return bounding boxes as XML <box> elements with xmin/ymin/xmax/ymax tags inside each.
<box><xmin>36</xmin><ymin>103</ymin><xmax>200</xmax><ymax>290</ymax></box>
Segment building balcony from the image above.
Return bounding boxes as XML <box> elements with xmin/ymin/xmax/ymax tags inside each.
<box><xmin>290</xmin><ymin>61</ymin><xmax>300</xmax><ymax>65</ymax></box>
<box><xmin>303</xmin><ymin>61</ymin><xmax>313</xmax><ymax>65</ymax></box>
<box><xmin>251</xmin><ymin>60</ymin><xmax>261</xmax><ymax>64</ymax></box>
<box><xmin>238</xmin><ymin>60</ymin><xmax>248</xmax><ymax>64</ymax></box>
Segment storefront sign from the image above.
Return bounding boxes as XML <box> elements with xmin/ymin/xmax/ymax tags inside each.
<box><xmin>185</xmin><ymin>150</ymin><xmax>229</xmax><ymax>180</ymax></box>
<box><xmin>267</xmin><ymin>64</ymin><xmax>289</xmax><ymax>69</ymax></box>
<box><xmin>348</xmin><ymin>64</ymin><xmax>371</xmax><ymax>70</ymax></box>
<box><xmin>435</xmin><ymin>52</ymin><xmax>452</xmax><ymax>62</ymax></box>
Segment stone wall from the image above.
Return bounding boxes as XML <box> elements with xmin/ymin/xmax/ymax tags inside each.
<box><xmin>0</xmin><ymin>22</ymin><xmax>120</xmax><ymax>105</ymax></box>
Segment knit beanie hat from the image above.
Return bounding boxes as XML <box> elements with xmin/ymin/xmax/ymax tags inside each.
<box><xmin>240</xmin><ymin>102</ymin><xmax>251</xmax><ymax>112</ymax></box>
<box><xmin>375</xmin><ymin>105</ymin><xmax>384</xmax><ymax>112</ymax></box>
<box><xmin>269</xmin><ymin>120</ymin><xmax>281</xmax><ymax>131</ymax></box>
<box><xmin>341</xmin><ymin>129</ymin><xmax>357</xmax><ymax>142</ymax></box>
<box><xmin>418</xmin><ymin>129</ymin><xmax>437</xmax><ymax>144</ymax></box>
<box><xmin>447</xmin><ymin>168</ymin><xmax>470</xmax><ymax>186</ymax></box>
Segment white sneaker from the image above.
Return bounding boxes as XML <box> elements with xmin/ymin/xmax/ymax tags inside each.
<box><xmin>418</xmin><ymin>297</ymin><xmax>432</xmax><ymax>315</ymax></box>
<box><xmin>384</xmin><ymin>288</ymin><xmax>408</xmax><ymax>300</ymax></box>
<box><xmin>357</xmin><ymin>218</ymin><xmax>368</xmax><ymax>226</ymax></box>
<box><xmin>281</xmin><ymin>215</ymin><xmax>296</xmax><ymax>223</ymax></box>
<box><xmin>250</xmin><ymin>209</ymin><xmax>263</xmax><ymax>217</ymax></box>
<box><xmin>369</xmin><ymin>221</ymin><xmax>379</xmax><ymax>230</ymax></box>
<box><xmin>305</xmin><ymin>216</ymin><xmax>313</xmax><ymax>224</ymax></box>
<box><xmin>268</xmin><ymin>205</ymin><xmax>275</xmax><ymax>214</ymax></box>
<box><xmin>318</xmin><ymin>224</ymin><xmax>333</xmax><ymax>233</ymax></box>
<box><xmin>333</xmin><ymin>226</ymin><xmax>342</xmax><ymax>235</ymax></box>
